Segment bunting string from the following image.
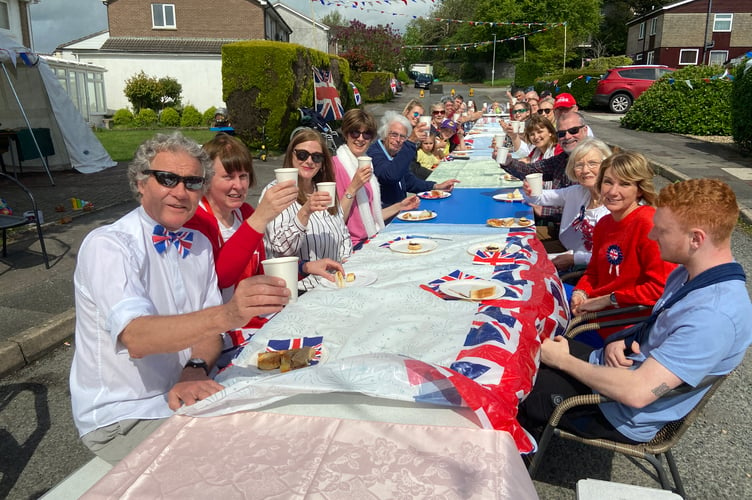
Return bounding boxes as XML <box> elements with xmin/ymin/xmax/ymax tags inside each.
<box><xmin>403</xmin><ymin>23</ymin><xmax>565</xmax><ymax>51</ymax></box>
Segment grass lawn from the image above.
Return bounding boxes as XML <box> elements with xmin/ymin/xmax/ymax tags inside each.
<box><xmin>94</xmin><ymin>129</ymin><xmax>216</xmax><ymax>162</ymax></box>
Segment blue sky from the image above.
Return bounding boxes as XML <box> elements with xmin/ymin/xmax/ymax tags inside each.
<box><xmin>29</xmin><ymin>0</ymin><xmax>432</xmax><ymax>54</ymax></box>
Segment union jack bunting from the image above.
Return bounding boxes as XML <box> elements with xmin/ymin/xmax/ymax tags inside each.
<box><xmin>349</xmin><ymin>81</ymin><xmax>361</xmax><ymax>106</ymax></box>
<box><xmin>313</xmin><ymin>67</ymin><xmax>344</xmax><ymax>121</ymax></box>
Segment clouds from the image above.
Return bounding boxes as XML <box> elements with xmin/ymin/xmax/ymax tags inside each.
<box><xmin>30</xmin><ymin>0</ymin><xmax>108</xmax><ymax>53</ymax></box>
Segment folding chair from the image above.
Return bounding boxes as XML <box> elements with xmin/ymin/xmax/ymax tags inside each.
<box><xmin>0</xmin><ymin>172</ymin><xmax>50</xmax><ymax>268</ymax></box>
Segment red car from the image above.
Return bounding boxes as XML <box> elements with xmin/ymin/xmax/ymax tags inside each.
<box><xmin>593</xmin><ymin>65</ymin><xmax>675</xmax><ymax>113</ymax></box>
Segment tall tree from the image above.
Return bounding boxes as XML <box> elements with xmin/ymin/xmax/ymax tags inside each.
<box><xmin>321</xmin><ymin>11</ymin><xmax>347</xmax><ymax>28</ymax></box>
<box><xmin>330</xmin><ymin>20</ymin><xmax>403</xmax><ymax>77</ymax></box>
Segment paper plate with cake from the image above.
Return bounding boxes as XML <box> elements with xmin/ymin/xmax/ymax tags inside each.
<box><xmin>466</xmin><ymin>241</ymin><xmax>521</xmax><ymax>256</ymax></box>
<box><xmin>493</xmin><ymin>188</ymin><xmax>524</xmax><ymax>202</ymax></box>
<box><xmin>389</xmin><ymin>238</ymin><xmax>438</xmax><ymax>254</ymax></box>
<box><xmin>319</xmin><ymin>270</ymin><xmax>378</xmax><ymax>289</ymax></box>
<box><xmin>486</xmin><ymin>217</ymin><xmax>534</xmax><ymax>228</ymax></box>
<box><xmin>417</xmin><ymin>190</ymin><xmax>451</xmax><ymax>199</ymax></box>
<box><xmin>438</xmin><ymin>279</ymin><xmax>504</xmax><ymax>301</ymax></box>
<box><xmin>396</xmin><ymin>210</ymin><xmax>437</xmax><ymax>221</ymax></box>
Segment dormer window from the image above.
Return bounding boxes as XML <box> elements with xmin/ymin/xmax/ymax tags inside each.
<box><xmin>152</xmin><ymin>4</ymin><xmax>176</xmax><ymax>29</ymax></box>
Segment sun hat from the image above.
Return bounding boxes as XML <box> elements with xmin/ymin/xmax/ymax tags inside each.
<box><xmin>553</xmin><ymin>93</ymin><xmax>577</xmax><ymax>109</ymax></box>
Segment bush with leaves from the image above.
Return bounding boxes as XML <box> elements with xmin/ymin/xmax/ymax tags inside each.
<box><xmin>621</xmin><ymin>65</ymin><xmax>731</xmax><ymax>135</ymax></box>
<box><xmin>535</xmin><ymin>70</ymin><xmax>602</xmax><ymax>108</ymax></box>
<box><xmin>460</xmin><ymin>62</ymin><xmax>484</xmax><ymax>83</ymax></box>
<box><xmin>124</xmin><ymin>71</ymin><xmax>182</xmax><ymax>112</ymax></box>
<box><xmin>585</xmin><ymin>56</ymin><xmax>633</xmax><ymax>72</ymax></box>
<box><xmin>515</xmin><ymin>62</ymin><xmax>545</xmax><ymax>88</ymax></box>
<box><xmin>203</xmin><ymin>106</ymin><xmax>217</xmax><ymax>127</ymax></box>
<box><xmin>731</xmin><ymin>59</ymin><xmax>752</xmax><ymax>152</ymax></box>
<box><xmin>180</xmin><ymin>105</ymin><xmax>203</xmax><ymax>127</ymax></box>
<box><xmin>133</xmin><ymin>108</ymin><xmax>158</xmax><ymax>128</ymax></box>
<box><xmin>160</xmin><ymin>107</ymin><xmax>181</xmax><ymax>127</ymax></box>
<box><xmin>112</xmin><ymin>108</ymin><xmax>134</xmax><ymax>127</ymax></box>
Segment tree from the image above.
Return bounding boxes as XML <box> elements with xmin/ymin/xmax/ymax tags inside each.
<box><xmin>330</xmin><ymin>20</ymin><xmax>403</xmax><ymax>77</ymax></box>
<box><xmin>598</xmin><ymin>1</ymin><xmax>672</xmax><ymax>56</ymax></box>
<box><xmin>321</xmin><ymin>11</ymin><xmax>347</xmax><ymax>28</ymax></box>
<box><xmin>123</xmin><ymin>71</ymin><xmax>183</xmax><ymax>112</ymax></box>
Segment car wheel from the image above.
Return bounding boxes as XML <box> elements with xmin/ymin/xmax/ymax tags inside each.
<box><xmin>609</xmin><ymin>93</ymin><xmax>632</xmax><ymax>114</ymax></box>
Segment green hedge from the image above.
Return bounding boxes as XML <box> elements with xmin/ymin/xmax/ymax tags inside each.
<box><xmin>535</xmin><ymin>70</ymin><xmax>603</xmax><ymax>108</ymax></box>
<box><xmin>221</xmin><ymin>40</ymin><xmax>351</xmax><ymax>150</ymax></box>
<box><xmin>359</xmin><ymin>72</ymin><xmax>394</xmax><ymax>103</ymax></box>
<box><xmin>621</xmin><ymin>65</ymin><xmax>732</xmax><ymax>135</ymax></box>
<box><xmin>732</xmin><ymin>60</ymin><xmax>752</xmax><ymax>152</ymax></box>
<box><xmin>159</xmin><ymin>107</ymin><xmax>180</xmax><ymax>127</ymax></box>
<box><xmin>515</xmin><ymin>62</ymin><xmax>545</xmax><ymax>88</ymax></box>
<box><xmin>180</xmin><ymin>105</ymin><xmax>203</xmax><ymax>127</ymax></box>
<box><xmin>113</xmin><ymin>108</ymin><xmax>134</xmax><ymax>127</ymax></box>
<box><xmin>133</xmin><ymin>108</ymin><xmax>157</xmax><ymax>127</ymax></box>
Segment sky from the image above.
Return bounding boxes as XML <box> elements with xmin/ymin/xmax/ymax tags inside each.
<box><xmin>28</xmin><ymin>0</ymin><xmax>435</xmax><ymax>54</ymax></box>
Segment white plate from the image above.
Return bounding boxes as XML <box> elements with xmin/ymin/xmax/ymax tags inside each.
<box><xmin>466</xmin><ymin>242</ymin><xmax>521</xmax><ymax>255</ymax></box>
<box><xmin>486</xmin><ymin>218</ymin><xmax>534</xmax><ymax>229</ymax></box>
<box><xmin>318</xmin><ymin>270</ymin><xmax>378</xmax><ymax>289</ymax></box>
<box><xmin>438</xmin><ymin>279</ymin><xmax>504</xmax><ymax>301</ymax></box>
<box><xmin>397</xmin><ymin>210</ymin><xmax>437</xmax><ymax>221</ymax></box>
<box><xmin>250</xmin><ymin>344</ymin><xmax>329</xmax><ymax>369</ymax></box>
<box><xmin>417</xmin><ymin>190</ymin><xmax>451</xmax><ymax>199</ymax></box>
<box><xmin>389</xmin><ymin>238</ymin><xmax>438</xmax><ymax>254</ymax></box>
<box><xmin>493</xmin><ymin>193</ymin><xmax>524</xmax><ymax>202</ymax></box>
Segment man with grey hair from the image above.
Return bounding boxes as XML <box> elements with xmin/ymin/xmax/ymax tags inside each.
<box><xmin>70</xmin><ymin>132</ymin><xmax>290</xmax><ymax>464</ymax></box>
<box><xmin>368</xmin><ymin>111</ymin><xmax>458</xmax><ymax>209</ymax></box>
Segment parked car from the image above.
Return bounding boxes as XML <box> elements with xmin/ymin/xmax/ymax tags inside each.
<box><xmin>593</xmin><ymin>65</ymin><xmax>675</xmax><ymax>113</ymax></box>
<box><xmin>414</xmin><ymin>73</ymin><xmax>433</xmax><ymax>90</ymax></box>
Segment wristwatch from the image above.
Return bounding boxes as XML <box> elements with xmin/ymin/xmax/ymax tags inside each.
<box><xmin>609</xmin><ymin>292</ymin><xmax>618</xmax><ymax>307</ymax></box>
<box><xmin>344</xmin><ymin>192</ymin><xmax>354</xmax><ymax>200</ymax></box>
<box><xmin>185</xmin><ymin>358</ymin><xmax>209</xmax><ymax>376</ymax></box>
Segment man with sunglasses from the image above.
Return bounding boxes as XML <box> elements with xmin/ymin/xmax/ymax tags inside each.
<box><xmin>70</xmin><ymin>133</ymin><xmax>290</xmax><ymax>464</ymax></box>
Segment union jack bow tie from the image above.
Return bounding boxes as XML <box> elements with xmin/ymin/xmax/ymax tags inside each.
<box><xmin>152</xmin><ymin>224</ymin><xmax>193</xmax><ymax>258</ymax></box>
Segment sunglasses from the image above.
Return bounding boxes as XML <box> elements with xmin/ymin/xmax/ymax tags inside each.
<box><xmin>511</xmin><ymin>109</ymin><xmax>527</xmax><ymax>115</ymax></box>
<box><xmin>412</xmin><ymin>111</ymin><xmax>421</xmax><ymax>118</ymax></box>
<box><xmin>144</xmin><ymin>170</ymin><xmax>206</xmax><ymax>191</ymax></box>
<box><xmin>538</xmin><ymin>108</ymin><xmax>553</xmax><ymax>115</ymax></box>
<box><xmin>293</xmin><ymin>149</ymin><xmax>325</xmax><ymax>164</ymax></box>
<box><xmin>348</xmin><ymin>130</ymin><xmax>374</xmax><ymax>141</ymax></box>
<box><xmin>432</xmin><ymin>110</ymin><xmax>445</xmax><ymax>115</ymax></box>
<box><xmin>557</xmin><ymin>125</ymin><xmax>586</xmax><ymax>138</ymax></box>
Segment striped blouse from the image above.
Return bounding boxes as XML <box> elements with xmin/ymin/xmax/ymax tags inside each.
<box><xmin>261</xmin><ymin>180</ymin><xmax>353</xmax><ymax>290</ymax></box>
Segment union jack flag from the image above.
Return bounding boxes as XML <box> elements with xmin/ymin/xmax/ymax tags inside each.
<box><xmin>313</xmin><ymin>67</ymin><xmax>344</xmax><ymax>121</ymax></box>
<box><xmin>349</xmin><ymin>81</ymin><xmax>361</xmax><ymax>106</ymax></box>
<box><xmin>267</xmin><ymin>336</ymin><xmax>324</xmax><ymax>365</ymax></box>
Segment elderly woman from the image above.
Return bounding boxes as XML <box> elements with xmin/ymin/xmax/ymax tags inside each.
<box><xmin>523</xmin><ymin>138</ymin><xmax>612</xmax><ymax>272</ymax></box>
<box><xmin>429</xmin><ymin>102</ymin><xmax>446</xmax><ymax>132</ymax></box>
<box><xmin>333</xmin><ymin>109</ymin><xmax>420</xmax><ymax>248</ymax></box>
<box><xmin>571</xmin><ymin>151</ymin><xmax>677</xmax><ymax>338</ymax></box>
<box><xmin>368</xmin><ymin>111</ymin><xmax>458</xmax><ymax>209</ymax></box>
<box><xmin>262</xmin><ymin>129</ymin><xmax>353</xmax><ymax>290</ymax></box>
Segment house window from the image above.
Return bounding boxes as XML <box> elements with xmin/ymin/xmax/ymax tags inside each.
<box><xmin>0</xmin><ymin>1</ymin><xmax>10</xmax><ymax>30</ymax></box>
<box><xmin>646</xmin><ymin>51</ymin><xmax>655</xmax><ymax>64</ymax></box>
<box><xmin>708</xmin><ymin>50</ymin><xmax>729</xmax><ymax>66</ymax></box>
<box><xmin>713</xmin><ymin>14</ymin><xmax>732</xmax><ymax>32</ymax></box>
<box><xmin>635</xmin><ymin>54</ymin><xmax>644</xmax><ymax>62</ymax></box>
<box><xmin>649</xmin><ymin>18</ymin><xmax>657</xmax><ymax>36</ymax></box>
<box><xmin>152</xmin><ymin>4</ymin><xmax>176</xmax><ymax>29</ymax></box>
<box><xmin>638</xmin><ymin>22</ymin><xmax>645</xmax><ymax>40</ymax></box>
<box><xmin>679</xmin><ymin>49</ymin><xmax>698</xmax><ymax>65</ymax></box>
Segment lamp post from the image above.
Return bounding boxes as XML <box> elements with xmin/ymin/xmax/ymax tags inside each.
<box><xmin>491</xmin><ymin>33</ymin><xmax>497</xmax><ymax>87</ymax></box>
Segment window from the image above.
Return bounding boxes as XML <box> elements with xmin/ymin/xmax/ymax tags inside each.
<box><xmin>638</xmin><ymin>22</ymin><xmax>645</xmax><ymax>40</ymax></box>
<box><xmin>679</xmin><ymin>49</ymin><xmax>698</xmax><ymax>65</ymax></box>
<box><xmin>649</xmin><ymin>18</ymin><xmax>657</xmax><ymax>36</ymax></box>
<box><xmin>152</xmin><ymin>4</ymin><xmax>176</xmax><ymax>29</ymax></box>
<box><xmin>635</xmin><ymin>54</ymin><xmax>644</xmax><ymax>62</ymax></box>
<box><xmin>713</xmin><ymin>14</ymin><xmax>732</xmax><ymax>32</ymax></box>
<box><xmin>0</xmin><ymin>1</ymin><xmax>9</xmax><ymax>30</ymax></box>
<box><xmin>646</xmin><ymin>51</ymin><xmax>655</xmax><ymax>64</ymax></box>
<box><xmin>709</xmin><ymin>50</ymin><xmax>729</xmax><ymax>66</ymax></box>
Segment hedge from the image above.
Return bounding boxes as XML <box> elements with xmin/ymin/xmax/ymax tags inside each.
<box><xmin>534</xmin><ymin>70</ymin><xmax>603</xmax><ymax>108</ymax></box>
<box><xmin>221</xmin><ymin>40</ymin><xmax>351</xmax><ymax>150</ymax></box>
<box><xmin>359</xmin><ymin>72</ymin><xmax>394</xmax><ymax>103</ymax></box>
<box><xmin>732</xmin><ymin>59</ymin><xmax>752</xmax><ymax>152</ymax></box>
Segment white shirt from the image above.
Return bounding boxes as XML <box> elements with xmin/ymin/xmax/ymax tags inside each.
<box><xmin>261</xmin><ymin>180</ymin><xmax>353</xmax><ymax>290</ymax></box>
<box><xmin>70</xmin><ymin>206</ymin><xmax>222</xmax><ymax>436</ymax></box>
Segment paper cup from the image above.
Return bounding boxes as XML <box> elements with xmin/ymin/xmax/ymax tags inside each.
<box><xmin>356</xmin><ymin>156</ymin><xmax>372</xmax><ymax>169</ymax></box>
<box><xmin>515</xmin><ymin>121</ymin><xmax>526</xmax><ymax>134</ymax></box>
<box><xmin>526</xmin><ymin>173</ymin><xmax>543</xmax><ymax>196</ymax></box>
<box><xmin>316</xmin><ymin>182</ymin><xmax>337</xmax><ymax>208</ymax></box>
<box><xmin>494</xmin><ymin>134</ymin><xmax>506</xmax><ymax>148</ymax></box>
<box><xmin>496</xmin><ymin>147</ymin><xmax>509</xmax><ymax>164</ymax></box>
<box><xmin>261</xmin><ymin>256</ymin><xmax>299</xmax><ymax>303</ymax></box>
<box><xmin>274</xmin><ymin>168</ymin><xmax>298</xmax><ymax>186</ymax></box>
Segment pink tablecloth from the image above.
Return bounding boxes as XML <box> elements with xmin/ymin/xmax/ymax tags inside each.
<box><xmin>82</xmin><ymin>412</ymin><xmax>538</xmax><ymax>499</ymax></box>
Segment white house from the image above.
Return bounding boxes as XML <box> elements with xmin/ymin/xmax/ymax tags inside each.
<box><xmin>273</xmin><ymin>2</ymin><xmax>332</xmax><ymax>54</ymax></box>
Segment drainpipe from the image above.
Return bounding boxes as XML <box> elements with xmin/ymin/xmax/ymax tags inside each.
<box><xmin>702</xmin><ymin>0</ymin><xmax>713</xmax><ymax>65</ymax></box>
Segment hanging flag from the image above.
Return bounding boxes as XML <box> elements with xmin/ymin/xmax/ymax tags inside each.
<box><xmin>313</xmin><ymin>67</ymin><xmax>344</xmax><ymax>121</ymax></box>
<box><xmin>349</xmin><ymin>81</ymin><xmax>361</xmax><ymax>106</ymax></box>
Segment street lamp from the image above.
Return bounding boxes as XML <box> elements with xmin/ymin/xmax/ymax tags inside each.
<box><xmin>491</xmin><ymin>33</ymin><xmax>497</xmax><ymax>87</ymax></box>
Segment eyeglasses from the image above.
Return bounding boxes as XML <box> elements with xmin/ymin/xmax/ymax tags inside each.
<box><xmin>144</xmin><ymin>170</ymin><xmax>206</xmax><ymax>191</ymax></box>
<box><xmin>348</xmin><ymin>130</ymin><xmax>374</xmax><ymax>141</ymax></box>
<box><xmin>412</xmin><ymin>111</ymin><xmax>421</xmax><ymax>118</ymax></box>
<box><xmin>511</xmin><ymin>109</ymin><xmax>527</xmax><ymax>115</ymax></box>
<box><xmin>557</xmin><ymin>125</ymin><xmax>586</xmax><ymax>138</ymax></box>
<box><xmin>538</xmin><ymin>108</ymin><xmax>553</xmax><ymax>115</ymax></box>
<box><xmin>573</xmin><ymin>160</ymin><xmax>602</xmax><ymax>171</ymax></box>
<box><xmin>388</xmin><ymin>131</ymin><xmax>408</xmax><ymax>141</ymax></box>
<box><xmin>432</xmin><ymin>110</ymin><xmax>445</xmax><ymax>115</ymax></box>
<box><xmin>293</xmin><ymin>149</ymin><xmax>325</xmax><ymax>164</ymax></box>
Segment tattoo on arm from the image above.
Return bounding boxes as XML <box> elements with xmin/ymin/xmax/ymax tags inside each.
<box><xmin>651</xmin><ymin>383</ymin><xmax>671</xmax><ymax>398</ymax></box>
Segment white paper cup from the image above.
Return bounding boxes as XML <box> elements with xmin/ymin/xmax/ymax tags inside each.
<box><xmin>494</xmin><ymin>134</ymin><xmax>506</xmax><ymax>147</ymax></box>
<box><xmin>316</xmin><ymin>181</ymin><xmax>337</xmax><ymax>208</ymax></box>
<box><xmin>526</xmin><ymin>173</ymin><xmax>543</xmax><ymax>196</ymax></box>
<box><xmin>261</xmin><ymin>256</ymin><xmax>299</xmax><ymax>302</ymax></box>
<box><xmin>274</xmin><ymin>168</ymin><xmax>298</xmax><ymax>186</ymax></box>
<box><xmin>515</xmin><ymin>121</ymin><xmax>526</xmax><ymax>134</ymax></box>
<box><xmin>356</xmin><ymin>156</ymin><xmax>372</xmax><ymax>169</ymax></box>
<box><xmin>418</xmin><ymin>116</ymin><xmax>432</xmax><ymax>128</ymax></box>
<box><xmin>496</xmin><ymin>146</ymin><xmax>509</xmax><ymax>164</ymax></box>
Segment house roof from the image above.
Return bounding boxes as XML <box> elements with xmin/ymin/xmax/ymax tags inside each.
<box><xmin>272</xmin><ymin>2</ymin><xmax>330</xmax><ymax>31</ymax></box>
<box><xmin>99</xmin><ymin>37</ymin><xmax>247</xmax><ymax>54</ymax></box>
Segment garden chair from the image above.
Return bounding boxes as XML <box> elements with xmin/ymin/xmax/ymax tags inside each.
<box><xmin>0</xmin><ymin>172</ymin><xmax>50</xmax><ymax>268</ymax></box>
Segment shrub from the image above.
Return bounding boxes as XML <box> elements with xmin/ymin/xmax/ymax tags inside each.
<box><xmin>133</xmin><ymin>108</ymin><xmax>158</xmax><ymax>127</ymax></box>
<box><xmin>621</xmin><ymin>65</ymin><xmax>732</xmax><ymax>135</ymax></box>
<box><xmin>535</xmin><ymin>70</ymin><xmax>602</xmax><ymax>108</ymax></box>
<box><xmin>112</xmin><ymin>108</ymin><xmax>134</xmax><ymax>127</ymax></box>
<box><xmin>360</xmin><ymin>72</ymin><xmax>394</xmax><ymax>103</ymax></box>
<box><xmin>514</xmin><ymin>62</ymin><xmax>544</xmax><ymax>88</ymax></box>
<box><xmin>731</xmin><ymin>59</ymin><xmax>752</xmax><ymax>152</ymax></box>
<box><xmin>397</xmin><ymin>70</ymin><xmax>409</xmax><ymax>83</ymax></box>
<box><xmin>585</xmin><ymin>56</ymin><xmax>633</xmax><ymax>72</ymax></box>
<box><xmin>203</xmin><ymin>106</ymin><xmax>217</xmax><ymax>126</ymax></box>
<box><xmin>180</xmin><ymin>105</ymin><xmax>203</xmax><ymax>127</ymax></box>
<box><xmin>123</xmin><ymin>71</ymin><xmax>183</xmax><ymax>112</ymax></box>
<box><xmin>159</xmin><ymin>107</ymin><xmax>181</xmax><ymax>127</ymax></box>
<box><xmin>460</xmin><ymin>62</ymin><xmax>484</xmax><ymax>84</ymax></box>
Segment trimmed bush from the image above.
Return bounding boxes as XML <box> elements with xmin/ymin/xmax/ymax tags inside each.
<box><xmin>535</xmin><ymin>70</ymin><xmax>602</xmax><ymax>108</ymax></box>
<box><xmin>112</xmin><ymin>108</ymin><xmax>134</xmax><ymax>127</ymax></box>
<box><xmin>159</xmin><ymin>107</ymin><xmax>181</xmax><ymax>127</ymax></box>
<box><xmin>621</xmin><ymin>65</ymin><xmax>732</xmax><ymax>135</ymax></box>
<box><xmin>133</xmin><ymin>108</ymin><xmax>158</xmax><ymax>127</ymax></box>
<box><xmin>203</xmin><ymin>106</ymin><xmax>217</xmax><ymax>127</ymax></box>
<box><xmin>180</xmin><ymin>105</ymin><xmax>203</xmax><ymax>127</ymax></box>
<box><xmin>514</xmin><ymin>62</ymin><xmax>544</xmax><ymax>88</ymax></box>
<box><xmin>731</xmin><ymin>60</ymin><xmax>752</xmax><ymax>152</ymax></box>
<box><xmin>360</xmin><ymin>72</ymin><xmax>393</xmax><ymax>103</ymax></box>
<box><xmin>397</xmin><ymin>70</ymin><xmax>410</xmax><ymax>83</ymax></box>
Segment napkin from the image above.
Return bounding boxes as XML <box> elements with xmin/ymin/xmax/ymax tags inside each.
<box><xmin>267</xmin><ymin>336</ymin><xmax>324</xmax><ymax>365</ymax></box>
<box><xmin>420</xmin><ymin>269</ymin><xmax>483</xmax><ymax>300</ymax></box>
